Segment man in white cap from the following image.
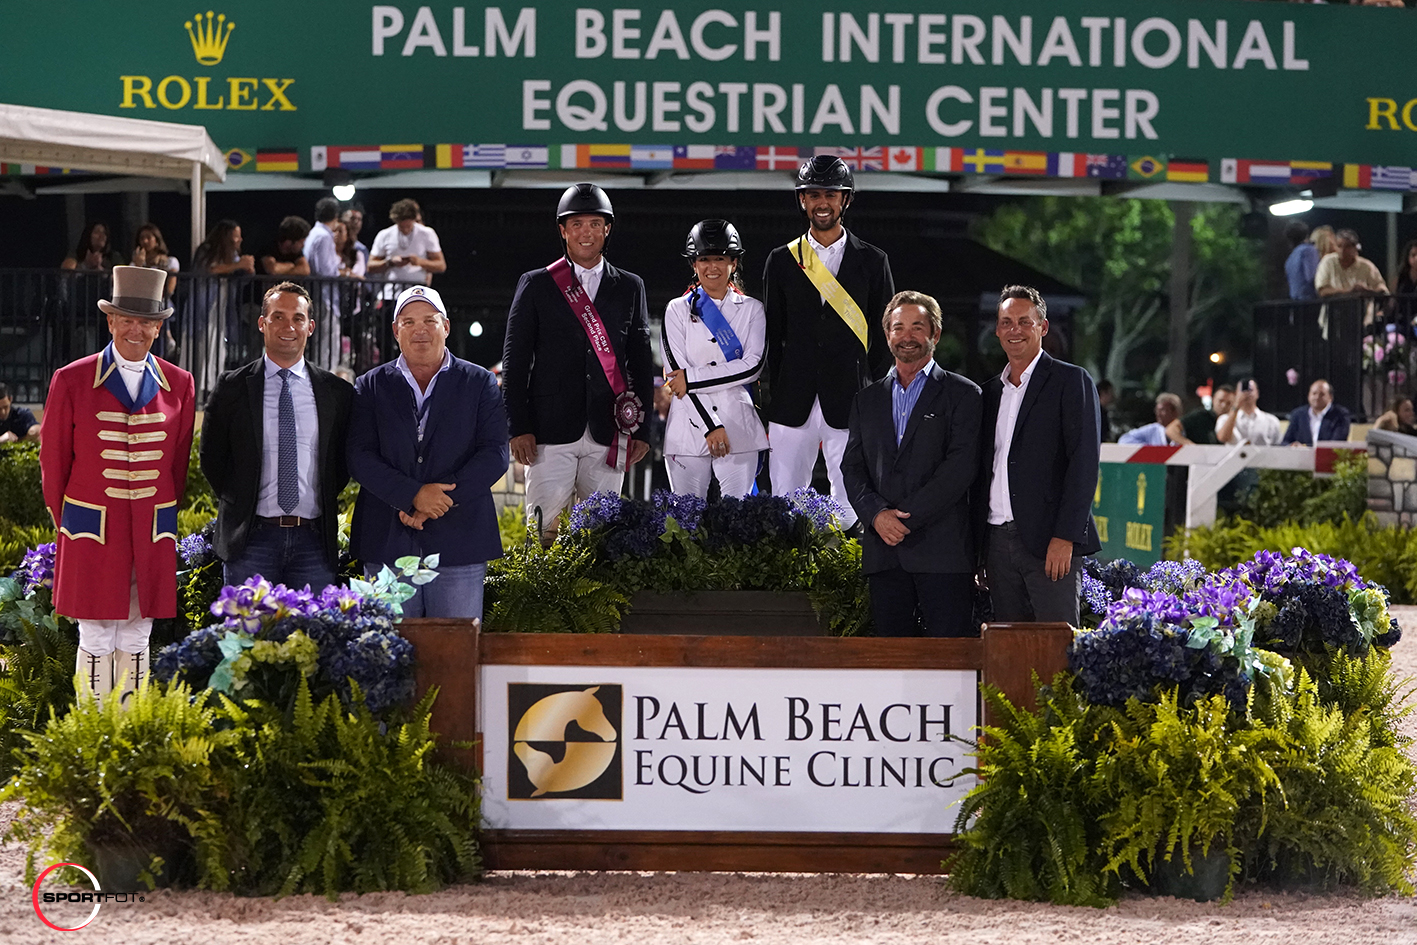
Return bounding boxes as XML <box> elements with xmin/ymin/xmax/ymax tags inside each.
<box><xmin>347</xmin><ymin>285</ymin><xmax>509</xmax><ymax>619</ymax></box>
<box><xmin>40</xmin><ymin>266</ymin><xmax>196</xmax><ymax>702</ymax></box>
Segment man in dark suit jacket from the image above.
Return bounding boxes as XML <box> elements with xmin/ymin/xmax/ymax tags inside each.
<box><xmin>201</xmin><ymin>282</ymin><xmax>353</xmax><ymax>589</ymax></box>
<box><xmin>1281</xmin><ymin>379</ymin><xmax>1352</xmax><ymax>445</ymax></box>
<box><xmin>348</xmin><ymin>285</ymin><xmax>509</xmax><ymax>619</ymax></box>
<box><xmin>842</xmin><ymin>291</ymin><xmax>981</xmax><ymax>637</ymax></box>
<box><xmin>975</xmin><ymin>285</ymin><xmax>1101</xmax><ymax>625</ymax></box>
<box><xmin>763</xmin><ymin>156</ymin><xmax>894</xmax><ymax>530</ymax></box>
<box><xmin>503</xmin><ymin>183</ymin><xmax>654</xmax><ymax>542</ymax></box>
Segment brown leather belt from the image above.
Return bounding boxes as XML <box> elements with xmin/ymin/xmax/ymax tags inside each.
<box><xmin>258</xmin><ymin>515</ymin><xmax>317</xmax><ymax>528</ymax></box>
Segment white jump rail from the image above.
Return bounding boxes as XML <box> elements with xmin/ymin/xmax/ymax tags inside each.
<box><xmin>1099</xmin><ymin>441</ymin><xmax>1366</xmax><ymax>528</ymax></box>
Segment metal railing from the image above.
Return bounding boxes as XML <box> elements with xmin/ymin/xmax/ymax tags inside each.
<box><xmin>0</xmin><ymin>269</ymin><xmax>427</xmax><ymax>402</ymax></box>
<box><xmin>1252</xmin><ymin>294</ymin><xmax>1417</xmax><ymax>423</ymax></box>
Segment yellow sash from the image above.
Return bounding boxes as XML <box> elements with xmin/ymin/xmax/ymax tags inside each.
<box><xmin>787</xmin><ymin>236</ymin><xmax>868</xmax><ymax>350</ymax></box>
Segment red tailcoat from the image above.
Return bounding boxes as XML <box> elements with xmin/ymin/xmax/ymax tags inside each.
<box><xmin>40</xmin><ymin>345</ymin><xmax>195</xmax><ymax>619</ymax></box>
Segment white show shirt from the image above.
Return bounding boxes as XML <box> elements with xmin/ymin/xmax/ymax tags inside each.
<box><xmin>573</xmin><ymin>257</ymin><xmax>605</xmax><ymax>302</ymax></box>
<box><xmin>256</xmin><ymin>356</ymin><xmax>321</xmax><ymax>519</ymax></box>
<box><xmin>988</xmin><ymin>348</ymin><xmax>1044</xmax><ymax>525</ymax></box>
<box><xmin>807</xmin><ymin>229</ymin><xmax>847</xmax><ymax>305</ymax></box>
<box><xmin>1309</xmin><ymin>404</ymin><xmax>1330</xmax><ymax>445</ymax></box>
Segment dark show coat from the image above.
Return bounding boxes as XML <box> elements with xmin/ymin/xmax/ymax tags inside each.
<box><xmin>501</xmin><ymin>260</ymin><xmax>655</xmax><ymax>447</ymax></box>
<box><xmin>200</xmin><ymin>357</ymin><xmax>353</xmax><ymax>567</ymax></box>
<box><xmin>761</xmin><ymin>230</ymin><xmax>895</xmax><ymax>429</ymax></box>
<box><xmin>974</xmin><ymin>351</ymin><xmax>1102</xmax><ymax>563</ymax></box>
<box><xmin>841</xmin><ymin>362</ymin><xmax>982</xmax><ymax>575</ymax></box>
<box><xmin>347</xmin><ymin>356</ymin><xmax>509</xmax><ymax>567</ymax></box>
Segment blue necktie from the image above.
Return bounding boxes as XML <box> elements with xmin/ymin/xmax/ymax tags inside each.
<box><xmin>277</xmin><ymin>368</ymin><xmax>298</xmax><ymax>514</ymax></box>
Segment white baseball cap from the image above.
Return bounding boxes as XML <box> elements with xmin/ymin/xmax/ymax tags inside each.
<box><xmin>392</xmin><ymin>284</ymin><xmax>448</xmax><ymax>321</ymax></box>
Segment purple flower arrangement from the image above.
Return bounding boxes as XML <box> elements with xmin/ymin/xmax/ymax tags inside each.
<box><xmin>12</xmin><ymin>543</ymin><xmax>55</xmax><ymax>595</ymax></box>
<box><xmin>154</xmin><ymin>574</ymin><xmax>415</xmax><ymax>714</ymax></box>
<box><xmin>1072</xmin><ymin>548</ymin><xmax>1401</xmax><ymax>708</ymax></box>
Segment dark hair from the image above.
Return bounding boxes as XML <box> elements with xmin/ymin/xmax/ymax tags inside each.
<box><xmin>277</xmin><ymin>215</ymin><xmax>311</xmax><ymax>243</ymax></box>
<box><xmin>1096</xmin><ymin>379</ymin><xmax>1115</xmax><ymax>395</ymax></box>
<box><xmin>390</xmin><ymin>198</ymin><xmax>420</xmax><ymax>222</ymax></box>
<box><xmin>1284</xmin><ymin>220</ymin><xmax>1309</xmax><ymax>248</ymax></box>
<box><xmin>133</xmin><ymin>223</ymin><xmax>169</xmax><ymax>257</ymax></box>
<box><xmin>0</xmin><ymin>382</ymin><xmax>10</xmax><ymax>401</ymax></box>
<box><xmin>998</xmin><ymin>284</ymin><xmax>1047</xmax><ymax>321</ymax></box>
<box><xmin>1216</xmin><ymin>383</ymin><xmax>1236</xmax><ymax>394</ymax></box>
<box><xmin>882</xmin><ymin>290</ymin><xmax>943</xmax><ymax>334</ymax></box>
<box><xmin>1401</xmin><ymin>239</ymin><xmax>1417</xmax><ymax>276</ymax></box>
<box><xmin>1388</xmin><ymin>395</ymin><xmax>1413</xmax><ymax>414</ymax></box>
<box><xmin>73</xmin><ymin>221</ymin><xmax>110</xmax><ymax>260</ymax></box>
<box><xmin>195</xmin><ymin>220</ymin><xmax>241</xmax><ymax>270</ymax></box>
<box><xmin>261</xmin><ymin>281</ymin><xmax>312</xmax><ymax>316</ymax></box>
<box><xmin>314</xmin><ymin>197</ymin><xmax>340</xmax><ymax>224</ymax></box>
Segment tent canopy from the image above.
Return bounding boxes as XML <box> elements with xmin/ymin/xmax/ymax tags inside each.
<box><xmin>0</xmin><ymin>103</ymin><xmax>225</xmax><ymax>182</ymax></box>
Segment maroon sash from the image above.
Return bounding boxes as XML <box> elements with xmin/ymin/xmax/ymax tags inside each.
<box><xmin>546</xmin><ymin>257</ymin><xmax>644</xmax><ymax>467</ymax></box>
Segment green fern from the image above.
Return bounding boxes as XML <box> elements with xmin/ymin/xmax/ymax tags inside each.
<box><xmin>485</xmin><ymin>542</ymin><xmax>629</xmax><ymax>633</ymax></box>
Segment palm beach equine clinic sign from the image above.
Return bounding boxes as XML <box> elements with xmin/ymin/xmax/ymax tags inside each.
<box><xmin>481</xmin><ymin>665</ymin><xmax>975</xmax><ymax>833</ymax></box>
<box><xmin>2</xmin><ymin>1</ymin><xmax>1415</xmax><ymax>179</ymax></box>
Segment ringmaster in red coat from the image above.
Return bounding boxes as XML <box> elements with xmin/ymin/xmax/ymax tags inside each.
<box><xmin>41</xmin><ymin>266</ymin><xmax>196</xmax><ymax>703</ymax></box>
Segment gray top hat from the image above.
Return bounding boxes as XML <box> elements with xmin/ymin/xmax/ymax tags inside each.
<box><xmin>97</xmin><ymin>266</ymin><xmax>174</xmax><ymax>320</ymax></box>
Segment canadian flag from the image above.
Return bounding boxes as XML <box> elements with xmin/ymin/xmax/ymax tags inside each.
<box><xmin>756</xmin><ymin>146</ymin><xmax>801</xmax><ymax>170</ymax></box>
<box><xmin>887</xmin><ymin>147</ymin><xmax>920</xmax><ymax>171</ymax></box>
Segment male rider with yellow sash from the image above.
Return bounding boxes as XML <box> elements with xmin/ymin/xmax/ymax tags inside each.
<box><xmin>762</xmin><ymin>156</ymin><xmax>895</xmax><ymax>530</ymax></box>
<box><xmin>503</xmin><ymin>183</ymin><xmax>654</xmax><ymax>542</ymax></box>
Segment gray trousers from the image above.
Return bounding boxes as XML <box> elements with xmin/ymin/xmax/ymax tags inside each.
<box><xmin>986</xmin><ymin>522</ymin><xmax>1081</xmax><ymax>625</ymax></box>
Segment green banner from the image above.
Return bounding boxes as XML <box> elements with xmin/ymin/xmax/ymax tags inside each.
<box><xmin>3</xmin><ymin>1</ymin><xmax>1416</xmax><ymax>187</ymax></box>
<box><xmin>1093</xmin><ymin>462</ymin><xmax>1166</xmax><ymax>567</ymax></box>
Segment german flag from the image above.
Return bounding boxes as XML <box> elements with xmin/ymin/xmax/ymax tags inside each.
<box><xmin>1166</xmin><ymin>158</ymin><xmax>1209</xmax><ymax>183</ymax></box>
<box><xmin>255</xmin><ymin>147</ymin><xmax>298</xmax><ymax>172</ymax></box>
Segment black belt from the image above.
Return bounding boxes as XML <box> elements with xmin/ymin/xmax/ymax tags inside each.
<box><xmin>258</xmin><ymin>515</ymin><xmax>318</xmax><ymax>528</ymax></box>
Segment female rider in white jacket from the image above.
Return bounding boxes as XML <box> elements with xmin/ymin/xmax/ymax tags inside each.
<box><xmin>661</xmin><ymin>220</ymin><xmax>768</xmax><ymax>498</ymax></box>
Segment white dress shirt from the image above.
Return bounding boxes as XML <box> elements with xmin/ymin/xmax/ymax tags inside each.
<box><xmin>113</xmin><ymin>349</ymin><xmax>147</xmax><ymax>399</ymax></box>
<box><xmin>573</xmin><ymin>257</ymin><xmax>606</xmax><ymax>302</ymax></box>
<box><xmin>256</xmin><ymin>356</ymin><xmax>321</xmax><ymax>519</ymax></box>
<box><xmin>1217</xmin><ymin>408</ymin><xmax>1283</xmax><ymax>446</ymax></box>
<box><xmin>304</xmin><ymin>221</ymin><xmax>340</xmax><ymax>278</ymax></box>
<box><xmin>807</xmin><ymin>229</ymin><xmax>847</xmax><ymax>304</ymax></box>
<box><xmin>988</xmin><ymin>349</ymin><xmax>1044</xmax><ymax>525</ymax></box>
<box><xmin>1308</xmin><ymin>404</ymin><xmax>1330</xmax><ymax>445</ymax></box>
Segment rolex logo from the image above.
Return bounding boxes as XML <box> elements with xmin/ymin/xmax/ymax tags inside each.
<box><xmin>185</xmin><ymin>11</ymin><xmax>234</xmax><ymax>65</ymax></box>
<box><xmin>508</xmin><ymin>684</ymin><xmax>622</xmax><ymax>800</ymax></box>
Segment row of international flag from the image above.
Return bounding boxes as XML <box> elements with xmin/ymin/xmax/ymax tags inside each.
<box><xmin>215</xmin><ymin>144</ymin><xmax>1417</xmax><ymax>192</ymax></box>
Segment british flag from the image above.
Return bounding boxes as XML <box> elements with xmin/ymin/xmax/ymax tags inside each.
<box><xmin>816</xmin><ymin>146</ymin><xmax>883</xmax><ymax>171</ymax></box>
<box><xmin>756</xmin><ymin>146</ymin><xmax>802</xmax><ymax>170</ymax></box>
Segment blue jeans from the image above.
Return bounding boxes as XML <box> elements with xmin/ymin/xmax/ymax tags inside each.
<box><xmin>225</xmin><ymin>520</ymin><xmax>338</xmax><ymax>592</ymax></box>
<box><xmin>365</xmin><ymin>562</ymin><xmax>487</xmax><ymax>620</ymax></box>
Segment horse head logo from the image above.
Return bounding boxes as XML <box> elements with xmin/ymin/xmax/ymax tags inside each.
<box><xmin>512</xmin><ymin>687</ymin><xmax>618</xmax><ymax>797</ymax></box>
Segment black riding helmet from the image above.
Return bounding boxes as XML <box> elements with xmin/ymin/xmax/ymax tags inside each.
<box><xmin>556</xmin><ymin>182</ymin><xmax>615</xmax><ymax>223</ymax></box>
<box><xmin>794</xmin><ymin>155</ymin><xmax>854</xmax><ymax>212</ymax></box>
<box><xmin>683</xmin><ymin>219</ymin><xmax>744</xmax><ymax>258</ymax></box>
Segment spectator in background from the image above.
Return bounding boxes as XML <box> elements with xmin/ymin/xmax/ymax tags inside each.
<box><xmin>1374</xmin><ymin>396</ymin><xmax>1417</xmax><ymax>436</ymax></box>
<box><xmin>1393</xmin><ymin>239</ymin><xmax>1417</xmax><ymax>296</ymax></box>
<box><xmin>369</xmin><ymin>199</ymin><xmax>446</xmax><ymax>287</ymax></box>
<box><xmin>1282</xmin><ymin>379</ymin><xmax>1352</xmax><ymax>445</ymax></box>
<box><xmin>1316</xmin><ymin>229</ymin><xmax>1389</xmax><ymax>298</ymax></box>
<box><xmin>1311</xmin><ymin>225</ymin><xmax>1337</xmax><ymax>261</ymax></box>
<box><xmin>61</xmin><ymin>222</ymin><xmax>124</xmax><ymax>271</ymax></box>
<box><xmin>260</xmin><ymin>216</ymin><xmax>311</xmax><ymax>277</ymax></box>
<box><xmin>188</xmin><ymin>220</ymin><xmax>255</xmax><ymax>393</ymax></box>
<box><xmin>132</xmin><ymin>223</ymin><xmax>181</xmax><ymax>360</ymax></box>
<box><xmin>0</xmin><ymin>382</ymin><xmax>40</xmax><ymax>443</ymax></box>
<box><xmin>1284</xmin><ymin>220</ymin><xmax>1319</xmax><ymax>301</ymax></box>
<box><xmin>342</xmin><ymin>206</ymin><xmax>369</xmax><ymax>273</ymax></box>
<box><xmin>303</xmin><ymin>198</ymin><xmax>341</xmax><ymax>278</ymax></box>
<box><xmin>192</xmin><ymin>220</ymin><xmax>255</xmax><ymax>277</ymax></box>
<box><xmin>1216</xmin><ymin>378</ymin><xmax>1283</xmax><ymax>446</ymax></box>
<box><xmin>1174</xmin><ymin>386</ymin><xmax>1232</xmax><ymax>446</ymax></box>
<box><xmin>339</xmin><ymin>209</ymin><xmax>369</xmax><ymax>278</ymax></box>
<box><xmin>1095</xmin><ymin>379</ymin><xmax>1120</xmax><ymax>442</ymax></box>
<box><xmin>1119</xmin><ymin>392</ymin><xmax>1185</xmax><ymax>446</ymax></box>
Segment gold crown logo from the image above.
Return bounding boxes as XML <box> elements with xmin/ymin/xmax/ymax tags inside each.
<box><xmin>185</xmin><ymin>11</ymin><xmax>234</xmax><ymax>66</ymax></box>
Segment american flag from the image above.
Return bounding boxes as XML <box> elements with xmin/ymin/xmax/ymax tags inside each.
<box><xmin>818</xmin><ymin>146</ymin><xmax>883</xmax><ymax>171</ymax></box>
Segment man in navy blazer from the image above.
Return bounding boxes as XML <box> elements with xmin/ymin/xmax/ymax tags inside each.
<box><xmin>502</xmin><ymin>183</ymin><xmax>654</xmax><ymax>543</ymax></box>
<box><xmin>348</xmin><ymin>285</ymin><xmax>509</xmax><ymax>619</ymax></box>
<box><xmin>1281</xmin><ymin>379</ymin><xmax>1352</xmax><ymax>445</ymax></box>
<box><xmin>975</xmin><ymin>286</ymin><xmax>1101</xmax><ymax>625</ymax></box>
<box><xmin>842</xmin><ymin>291</ymin><xmax>981</xmax><ymax>637</ymax></box>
